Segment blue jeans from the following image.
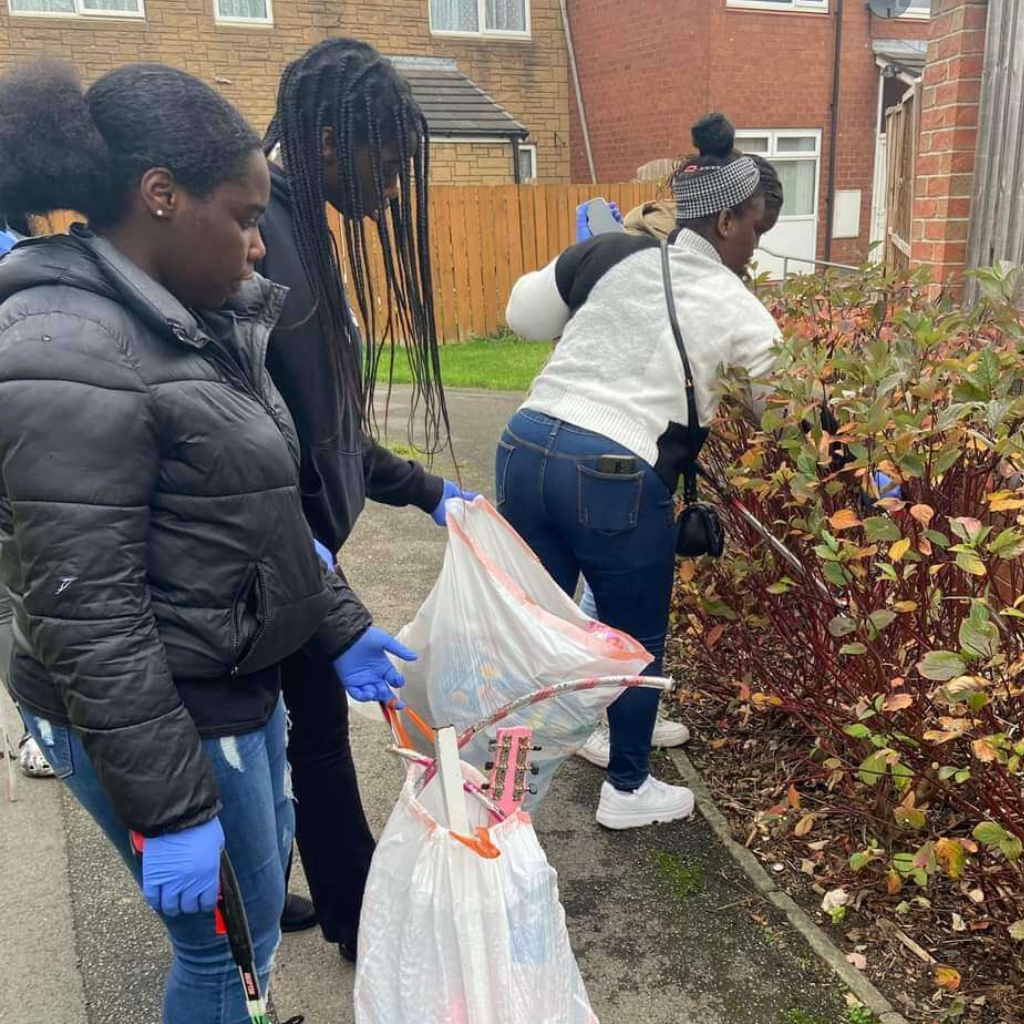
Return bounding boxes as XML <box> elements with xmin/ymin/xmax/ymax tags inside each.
<box><xmin>24</xmin><ymin>698</ymin><xmax>293</xmax><ymax>1024</ymax></box>
<box><xmin>496</xmin><ymin>409</ymin><xmax>677</xmax><ymax>791</ymax></box>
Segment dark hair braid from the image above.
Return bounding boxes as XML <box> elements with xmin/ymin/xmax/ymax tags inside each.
<box><xmin>265</xmin><ymin>37</ymin><xmax>449</xmax><ymax>453</ymax></box>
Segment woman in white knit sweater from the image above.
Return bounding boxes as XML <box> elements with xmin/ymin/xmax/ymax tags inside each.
<box><xmin>497</xmin><ymin>117</ymin><xmax>781</xmax><ymax>830</ymax></box>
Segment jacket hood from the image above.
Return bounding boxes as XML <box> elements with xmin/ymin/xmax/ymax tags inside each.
<box><xmin>0</xmin><ymin>225</ymin><xmax>283</xmax><ymax>349</ymax></box>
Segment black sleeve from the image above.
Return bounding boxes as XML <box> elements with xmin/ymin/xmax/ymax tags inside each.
<box><xmin>308</xmin><ymin>560</ymin><xmax>373</xmax><ymax>662</ymax></box>
<box><xmin>554</xmin><ymin>233</ymin><xmax>660</xmax><ymax>314</ymax></box>
<box><xmin>363</xmin><ymin>437</ymin><xmax>445</xmax><ymax>513</ymax></box>
<box><xmin>0</xmin><ymin>313</ymin><xmax>219</xmax><ymax>836</ymax></box>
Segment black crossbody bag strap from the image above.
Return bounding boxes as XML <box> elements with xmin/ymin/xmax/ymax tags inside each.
<box><xmin>660</xmin><ymin>239</ymin><xmax>703</xmax><ymax>502</ymax></box>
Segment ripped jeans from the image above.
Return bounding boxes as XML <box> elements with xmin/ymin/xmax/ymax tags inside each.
<box><xmin>23</xmin><ymin>697</ymin><xmax>293</xmax><ymax>1024</ymax></box>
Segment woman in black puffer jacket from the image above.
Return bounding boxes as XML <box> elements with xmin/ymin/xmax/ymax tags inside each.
<box><xmin>0</xmin><ymin>61</ymin><xmax>380</xmax><ymax>1024</ymax></box>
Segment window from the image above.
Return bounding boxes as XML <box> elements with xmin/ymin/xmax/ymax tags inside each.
<box><xmin>726</xmin><ymin>0</ymin><xmax>827</xmax><ymax>12</ymax></box>
<box><xmin>517</xmin><ymin>144</ymin><xmax>537</xmax><ymax>182</ymax></box>
<box><xmin>214</xmin><ymin>0</ymin><xmax>272</xmax><ymax>25</ymax></box>
<box><xmin>9</xmin><ymin>0</ymin><xmax>143</xmax><ymax>16</ymax></box>
<box><xmin>900</xmin><ymin>0</ymin><xmax>932</xmax><ymax>17</ymax></box>
<box><xmin>430</xmin><ymin>0</ymin><xmax>530</xmax><ymax>37</ymax></box>
<box><xmin>736</xmin><ymin>129</ymin><xmax>821</xmax><ymax>219</ymax></box>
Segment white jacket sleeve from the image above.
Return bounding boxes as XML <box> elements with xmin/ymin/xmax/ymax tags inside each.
<box><xmin>505</xmin><ymin>258</ymin><xmax>571</xmax><ymax>342</ymax></box>
<box><xmin>730</xmin><ymin>302</ymin><xmax>781</xmax><ymax>421</ymax></box>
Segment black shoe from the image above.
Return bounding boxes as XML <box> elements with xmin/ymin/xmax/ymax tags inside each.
<box><xmin>339</xmin><ymin>941</ymin><xmax>357</xmax><ymax>964</ymax></box>
<box><xmin>280</xmin><ymin>893</ymin><xmax>318</xmax><ymax>933</ymax></box>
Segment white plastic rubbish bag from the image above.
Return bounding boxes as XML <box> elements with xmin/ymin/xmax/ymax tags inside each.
<box><xmin>354</xmin><ymin>761</ymin><xmax>599</xmax><ymax>1024</ymax></box>
<box><xmin>397</xmin><ymin>498</ymin><xmax>652</xmax><ymax>805</ymax></box>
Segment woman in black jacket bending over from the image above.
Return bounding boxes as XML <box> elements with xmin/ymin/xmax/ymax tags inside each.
<box><xmin>0</xmin><ymin>61</ymin><xmax>392</xmax><ymax>1024</ymax></box>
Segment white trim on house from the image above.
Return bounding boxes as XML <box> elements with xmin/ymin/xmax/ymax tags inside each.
<box><xmin>726</xmin><ymin>0</ymin><xmax>828</xmax><ymax>13</ymax></box>
<box><xmin>518</xmin><ymin>143</ymin><xmax>537</xmax><ymax>182</ymax></box>
<box><xmin>429</xmin><ymin>0</ymin><xmax>531</xmax><ymax>40</ymax></box>
<box><xmin>214</xmin><ymin>0</ymin><xmax>273</xmax><ymax>27</ymax></box>
<box><xmin>8</xmin><ymin>0</ymin><xmax>144</xmax><ymax>19</ymax></box>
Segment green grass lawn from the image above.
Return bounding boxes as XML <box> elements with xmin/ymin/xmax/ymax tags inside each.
<box><xmin>374</xmin><ymin>335</ymin><xmax>551</xmax><ymax>392</ymax></box>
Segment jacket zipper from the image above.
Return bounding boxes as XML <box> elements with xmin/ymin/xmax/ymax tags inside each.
<box><xmin>232</xmin><ymin>563</ymin><xmax>269</xmax><ymax>678</ymax></box>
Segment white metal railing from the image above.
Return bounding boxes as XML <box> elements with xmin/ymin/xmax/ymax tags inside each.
<box><xmin>756</xmin><ymin>245</ymin><xmax>859</xmax><ymax>285</ymax></box>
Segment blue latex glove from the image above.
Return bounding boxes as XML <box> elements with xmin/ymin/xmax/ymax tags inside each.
<box><xmin>334</xmin><ymin>626</ymin><xmax>417</xmax><ymax>708</ymax></box>
<box><xmin>575</xmin><ymin>201</ymin><xmax>594</xmax><ymax>242</ymax></box>
<box><xmin>141</xmin><ymin>817</ymin><xmax>225</xmax><ymax>917</ymax></box>
<box><xmin>575</xmin><ymin>200</ymin><xmax>623</xmax><ymax>243</ymax></box>
<box><xmin>874</xmin><ymin>471</ymin><xmax>903</xmax><ymax>500</ymax></box>
<box><xmin>431</xmin><ymin>479</ymin><xmax>480</xmax><ymax>527</ymax></box>
<box><xmin>314</xmin><ymin>539</ymin><xmax>335</xmax><ymax>571</ymax></box>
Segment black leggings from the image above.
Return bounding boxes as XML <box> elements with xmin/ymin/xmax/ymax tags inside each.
<box><xmin>283</xmin><ymin>645</ymin><xmax>375</xmax><ymax>947</ymax></box>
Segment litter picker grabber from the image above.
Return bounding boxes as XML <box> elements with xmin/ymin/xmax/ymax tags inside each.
<box><xmin>129</xmin><ymin>833</ymin><xmax>272</xmax><ymax>1024</ymax></box>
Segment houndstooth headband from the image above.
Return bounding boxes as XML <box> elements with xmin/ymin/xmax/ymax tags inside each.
<box><xmin>672</xmin><ymin>156</ymin><xmax>760</xmax><ymax>221</ymax></box>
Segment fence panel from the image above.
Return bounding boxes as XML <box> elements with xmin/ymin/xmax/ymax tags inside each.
<box><xmin>31</xmin><ymin>181</ymin><xmax>662</xmax><ymax>343</ymax></box>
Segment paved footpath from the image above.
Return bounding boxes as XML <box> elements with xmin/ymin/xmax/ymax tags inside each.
<box><xmin>0</xmin><ymin>388</ymin><xmax>847</xmax><ymax>1024</ymax></box>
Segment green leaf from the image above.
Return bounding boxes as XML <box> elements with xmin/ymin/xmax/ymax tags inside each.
<box><xmin>891</xmin><ymin>761</ymin><xmax>915</xmax><ymax>792</ymax></box>
<box><xmin>956</xmin><ymin>550</ymin><xmax>987</xmax><ymax>576</ymax></box>
<box><xmin>894</xmin><ymin>806</ymin><xmax>927</xmax><ymax>830</ymax></box>
<box><xmin>849</xmin><ymin>851</ymin><xmax>875</xmax><ymax>872</ymax></box>
<box><xmin>988</xmin><ymin>528</ymin><xmax>1024</xmax><ymax>560</ymax></box>
<box><xmin>925</xmin><ymin>529</ymin><xmax>951</xmax><ymax>550</ymax></box>
<box><xmin>760</xmin><ymin>407</ymin><xmax>784</xmax><ymax>433</ymax></box>
<box><xmin>974</xmin><ymin>821</ymin><xmax>1008</xmax><ymax>846</ymax></box>
<box><xmin>959</xmin><ymin>607</ymin><xmax>1000</xmax><ymax>659</ymax></box>
<box><xmin>1000</xmin><ymin>835</ymin><xmax>1023</xmax><ymax>863</ymax></box>
<box><xmin>864</xmin><ymin>516</ymin><xmax>901</xmax><ymax>543</ymax></box>
<box><xmin>844</xmin><ymin>723</ymin><xmax>872</xmax><ymax>740</ymax></box>
<box><xmin>828</xmin><ymin>614</ymin><xmax>857</xmax><ymax>638</ymax></box>
<box><xmin>898</xmin><ymin>453</ymin><xmax>926</xmax><ymax>477</ymax></box>
<box><xmin>859</xmin><ymin>749</ymin><xmax>889</xmax><ymax>787</ymax></box>
<box><xmin>869</xmin><ymin>609</ymin><xmax>897</xmax><ymax>633</ymax></box>
<box><xmin>934</xmin><ymin>446</ymin><xmax>963</xmax><ymax>475</ymax></box>
<box><xmin>917</xmin><ymin>650</ymin><xmax>967</xmax><ymax>681</ymax></box>
<box><xmin>823</xmin><ymin>562</ymin><xmax>849</xmax><ymax>587</ymax></box>
<box><xmin>766</xmin><ymin>578</ymin><xmax>797</xmax><ymax>595</ymax></box>
<box><xmin>841</xmin><ymin>642</ymin><xmax>868</xmax><ymax>656</ymax></box>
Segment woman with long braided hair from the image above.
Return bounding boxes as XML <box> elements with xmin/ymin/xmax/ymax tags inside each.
<box><xmin>257</xmin><ymin>38</ymin><xmax>475</xmax><ymax>964</ymax></box>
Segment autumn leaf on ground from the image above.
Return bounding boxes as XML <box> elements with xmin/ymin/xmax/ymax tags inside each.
<box><xmin>934</xmin><ymin>966</ymin><xmax>961</xmax><ymax>992</ymax></box>
<box><xmin>787</xmin><ymin>784</ymin><xmax>801</xmax><ymax>810</ymax></box>
<box><xmin>972</xmin><ymin>737</ymin><xmax>1001</xmax><ymax>763</ymax></box>
<box><xmin>794</xmin><ymin>813</ymin><xmax>816</xmax><ymax>837</ymax></box>
<box><xmin>935</xmin><ymin>838</ymin><xmax>967</xmax><ymax>880</ymax></box>
<box><xmin>1009</xmin><ymin>920</ymin><xmax>1024</xmax><ymax>941</ymax></box>
<box><xmin>846</xmin><ymin>952</ymin><xmax>867</xmax><ymax>970</ymax></box>
<box><xmin>829</xmin><ymin>508</ymin><xmax>861</xmax><ymax>531</ymax></box>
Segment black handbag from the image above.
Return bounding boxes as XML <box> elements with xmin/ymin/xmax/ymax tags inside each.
<box><xmin>660</xmin><ymin>240</ymin><xmax>726</xmax><ymax>559</ymax></box>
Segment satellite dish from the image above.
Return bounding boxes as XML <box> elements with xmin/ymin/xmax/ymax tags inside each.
<box><xmin>868</xmin><ymin>0</ymin><xmax>914</xmax><ymax>18</ymax></box>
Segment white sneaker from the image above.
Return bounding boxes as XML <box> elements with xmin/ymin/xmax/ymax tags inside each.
<box><xmin>653</xmin><ymin>717</ymin><xmax>691</xmax><ymax>748</ymax></box>
<box><xmin>596</xmin><ymin>776</ymin><xmax>695</xmax><ymax>830</ymax></box>
<box><xmin>577</xmin><ymin>722</ymin><xmax>611</xmax><ymax>768</ymax></box>
<box><xmin>575</xmin><ymin>716</ymin><xmax>691</xmax><ymax>770</ymax></box>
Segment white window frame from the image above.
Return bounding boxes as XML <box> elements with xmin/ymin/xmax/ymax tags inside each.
<box><xmin>735</xmin><ymin>127</ymin><xmax>822</xmax><ymax>223</ymax></box>
<box><xmin>897</xmin><ymin>0</ymin><xmax>931</xmax><ymax>19</ymax></box>
<box><xmin>429</xmin><ymin>0</ymin><xmax>531</xmax><ymax>40</ymax></box>
<box><xmin>8</xmin><ymin>0</ymin><xmax>144</xmax><ymax>19</ymax></box>
<box><xmin>517</xmin><ymin>143</ymin><xmax>537</xmax><ymax>182</ymax></box>
<box><xmin>726</xmin><ymin>0</ymin><xmax>828</xmax><ymax>13</ymax></box>
<box><xmin>214</xmin><ymin>0</ymin><xmax>273</xmax><ymax>27</ymax></box>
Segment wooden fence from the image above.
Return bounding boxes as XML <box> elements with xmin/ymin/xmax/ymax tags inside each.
<box><xmin>884</xmin><ymin>84</ymin><xmax>920</xmax><ymax>273</ymax></box>
<box><xmin>36</xmin><ymin>181</ymin><xmax>662</xmax><ymax>343</ymax></box>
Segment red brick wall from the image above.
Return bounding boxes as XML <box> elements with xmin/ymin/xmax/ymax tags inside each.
<box><xmin>567</xmin><ymin>0</ymin><xmax>929</xmax><ymax>264</ymax></box>
<box><xmin>910</xmin><ymin>0</ymin><xmax>988</xmax><ymax>295</ymax></box>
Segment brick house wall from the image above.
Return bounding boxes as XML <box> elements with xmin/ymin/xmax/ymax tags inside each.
<box><xmin>430</xmin><ymin>142</ymin><xmax>517</xmax><ymax>184</ymax></box>
<box><xmin>909</xmin><ymin>0</ymin><xmax>988</xmax><ymax>295</ymax></box>
<box><xmin>566</xmin><ymin>0</ymin><xmax>929</xmax><ymax>265</ymax></box>
<box><xmin>0</xmin><ymin>0</ymin><xmax>570</xmax><ymax>183</ymax></box>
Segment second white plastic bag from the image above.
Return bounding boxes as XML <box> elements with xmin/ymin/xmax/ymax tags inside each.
<box><xmin>397</xmin><ymin>498</ymin><xmax>652</xmax><ymax>806</ymax></box>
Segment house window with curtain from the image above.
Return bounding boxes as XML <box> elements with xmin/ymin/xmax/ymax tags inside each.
<box><xmin>430</xmin><ymin>0</ymin><xmax>530</xmax><ymax>37</ymax></box>
<box><xmin>215</xmin><ymin>0</ymin><xmax>272</xmax><ymax>25</ymax></box>
<box><xmin>9</xmin><ymin>0</ymin><xmax>144</xmax><ymax>17</ymax></box>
